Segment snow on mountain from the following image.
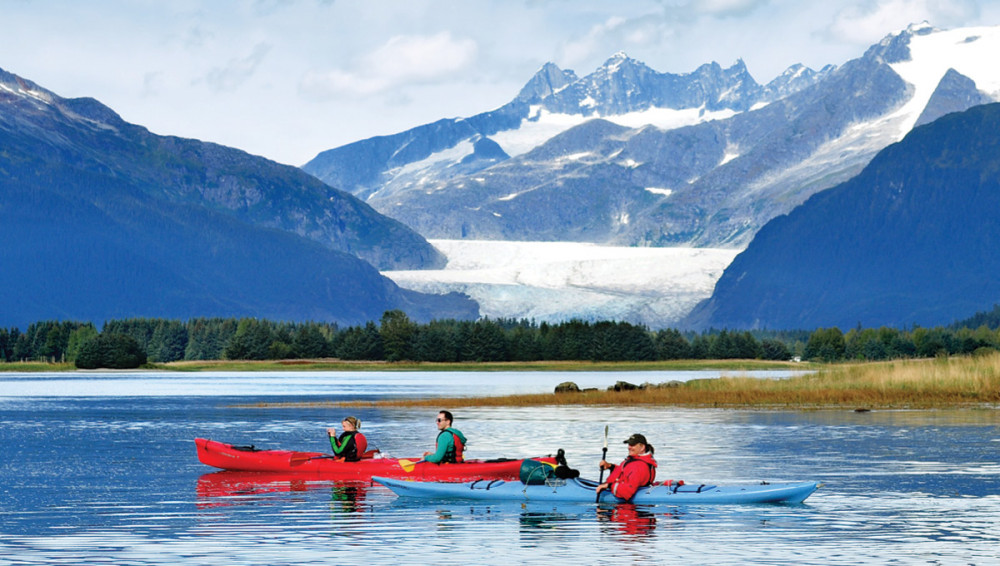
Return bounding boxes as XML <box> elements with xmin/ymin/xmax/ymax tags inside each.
<box><xmin>383</xmin><ymin>241</ymin><xmax>739</xmax><ymax>328</ymax></box>
<box><xmin>306</xmin><ymin>23</ymin><xmax>1000</xmax><ymax>327</ymax></box>
<box><xmin>738</xmin><ymin>24</ymin><xmax>1000</xmax><ymax>222</ymax></box>
<box><xmin>888</xmin><ymin>24</ymin><xmax>1000</xmax><ymax>135</ymax></box>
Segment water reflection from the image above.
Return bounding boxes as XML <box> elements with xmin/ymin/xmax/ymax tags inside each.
<box><xmin>4</xmin><ymin>374</ymin><xmax>1000</xmax><ymax>565</ymax></box>
<box><xmin>596</xmin><ymin>504</ymin><xmax>659</xmax><ymax>538</ymax></box>
<box><xmin>195</xmin><ymin>471</ymin><xmax>373</xmax><ymax>514</ymax></box>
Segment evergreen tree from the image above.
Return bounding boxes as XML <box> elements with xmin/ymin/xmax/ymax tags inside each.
<box><xmin>149</xmin><ymin>320</ymin><xmax>188</xmax><ymax>362</ymax></box>
<box><xmin>185</xmin><ymin>318</ymin><xmax>238</xmax><ymax>360</ymax></box>
<box><xmin>655</xmin><ymin>328</ymin><xmax>691</xmax><ymax>360</ymax></box>
<box><xmin>709</xmin><ymin>330</ymin><xmax>736</xmax><ymax>359</ymax></box>
<box><xmin>380</xmin><ymin>310</ymin><xmax>417</xmax><ymax>362</ymax></box>
<box><xmin>75</xmin><ymin>333</ymin><xmax>147</xmax><ymax>369</ymax></box>
<box><xmin>759</xmin><ymin>338</ymin><xmax>791</xmax><ymax>361</ymax></box>
<box><xmin>224</xmin><ymin>319</ymin><xmax>274</xmax><ymax>360</ymax></box>
<box><xmin>508</xmin><ymin>325</ymin><xmax>542</xmax><ymax>361</ymax></box>
<box><xmin>0</xmin><ymin>328</ymin><xmax>9</xmax><ymax>362</ymax></box>
<box><xmin>12</xmin><ymin>331</ymin><xmax>31</xmax><ymax>361</ymax></box>
<box><xmin>411</xmin><ymin>321</ymin><xmax>459</xmax><ymax>362</ymax></box>
<box><xmin>803</xmin><ymin>328</ymin><xmax>846</xmax><ymax>362</ymax></box>
<box><xmin>912</xmin><ymin>327</ymin><xmax>949</xmax><ymax>358</ymax></box>
<box><xmin>291</xmin><ymin>325</ymin><xmax>329</xmax><ymax>359</ymax></box>
<box><xmin>690</xmin><ymin>334</ymin><xmax>711</xmax><ymax>359</ymax></box>
<box><xmin>66</xmin><ymin>325</ymin><xmax>99</xmax><ymax>363</ymax></box>
<box><xmin>463</xmin><ymin>319</ymin><xmax>509</xmax><ymax>362</ymax></box>
<box><xmin>336</xmin><ymin>322</ymin><xmax>383</xmax><ymax>360</ymax></box>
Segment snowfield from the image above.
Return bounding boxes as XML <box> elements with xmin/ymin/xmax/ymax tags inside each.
<box><xmin>382</xmin><ymin>240</ymin><xmax>740</xmax><ymax>328</ymax></box>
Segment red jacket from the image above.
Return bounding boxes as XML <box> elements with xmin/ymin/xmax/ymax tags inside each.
<box><xmin>605</xmin><ymin>453</ymin><xmax>657</xmax><ymax>500</ymax></box>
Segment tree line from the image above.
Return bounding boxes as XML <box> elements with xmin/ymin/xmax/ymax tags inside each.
<box><xmin>2</xmin><ymin>311</ymin><xmax>1000</xmax><ymax>368</ymax></box>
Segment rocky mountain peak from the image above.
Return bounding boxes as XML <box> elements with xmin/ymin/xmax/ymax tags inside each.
<box><xmin>864</xmin><ymin>21</ymin><xmax>938</xmax><ymax>64</ymax></box>
<box><xmin>516</xmin><ymin>62</ymin><xmax>578</xmax><ymax>103</ymax></box>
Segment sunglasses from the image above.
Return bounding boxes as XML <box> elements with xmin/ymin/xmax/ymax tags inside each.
<box><xmin>436</xmin><ymin>418</ymin><xmax>446</xmax><ymax>422</ymax></box>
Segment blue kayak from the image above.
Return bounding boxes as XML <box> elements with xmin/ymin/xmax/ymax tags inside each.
<box><xmin>373</xmin><ymin>476</ymin><xmax>819</xmax><ymax>505</ymax></box>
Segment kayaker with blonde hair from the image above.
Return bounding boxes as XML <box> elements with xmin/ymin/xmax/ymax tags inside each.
<box><xmin>327</xmin><ymin>416</ymin><xmax>367</xmax><ymax>462</ymax></box>
<box><xmin>595</xmin><ymin>433</ymin><xmax>657</xmax><ymax>500</ymax></box>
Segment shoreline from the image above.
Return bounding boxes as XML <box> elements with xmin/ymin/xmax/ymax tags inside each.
<box><xmin>6</xmin><ymin>355</ymin><xmax>1000</xmax><ymax>411</ymax></box>
<box><xmin>238</xmin><ymin>354</ymin><xmax>1000</xmax><ymax>410</ymax></box>
<box><xmin>0</xmin><ymin>358</ymin><xmax>810</xmax><ymax>373</ymax></box>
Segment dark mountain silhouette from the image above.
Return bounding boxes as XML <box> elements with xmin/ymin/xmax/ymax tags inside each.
<box><xmin>0</xmin><ymin>68</ymin><xmax>475</xmax><ymax>328</ymax></box>
<box><xmin>684</xmin><ymin>102</ymin><xmax>1000</xmax><ymax>330</ymax></box>
<box><xmin>0</xmin><ymin>67</ymin><xmax>443</xmax><ymax>271</ymax></box>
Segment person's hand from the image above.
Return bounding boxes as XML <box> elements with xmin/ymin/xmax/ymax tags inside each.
<box><xmin>599</xmin><ymin>460</ymin><xmax>612</xmax><ymax>470</ymax></box>
<box><xmin>327</xmin><ymin>427</ymin><xmax>336</xmax><ymax>436</ymax></box>
<box><xmin>595</xmin><ymin>482</ymin><xmax>608</xmax><ymax>495</ymax></box>
<box><xmin>422</xmin><ymin>451</ymin><xmax>431</xmax><ymax>457</ymax></box>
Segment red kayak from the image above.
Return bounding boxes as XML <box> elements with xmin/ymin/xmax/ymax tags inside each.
<box><xmin>195</xmin><ymin>438</ymin><xmax>554</xmax><ymax>481</ymax></box>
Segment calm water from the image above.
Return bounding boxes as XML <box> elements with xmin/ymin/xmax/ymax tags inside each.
<box><xmin>1</xmin><ymin>371</ymin><xmax>999</xmax><ymax>565</ymax></box>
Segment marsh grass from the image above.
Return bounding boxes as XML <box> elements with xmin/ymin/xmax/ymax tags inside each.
<box><xmin>0</xmin><ymin>361</ymin><xmax>75</xmax><ymax>372</ymax></box>
<box><xmin>251</xmin><ymin>353</ymin><xmax>1000</xmax><ymax>410</ymax></box>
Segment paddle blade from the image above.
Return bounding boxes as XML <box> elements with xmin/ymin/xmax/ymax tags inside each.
<box><xmin>289</xmin><ymin>454</ymin><xmax>312</xmax><ymax>465</ymax></box>
<box><xmin>398</xmin><ymin>459</ymin><xmax>421</xmax><ymax>472</ymax></box>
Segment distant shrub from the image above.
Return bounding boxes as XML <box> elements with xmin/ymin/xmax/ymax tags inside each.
<box><xmin>973</xmin><ymin>346</ymin><xmax>998</xmax><ymax>357</ymax></box>
<box><xmin>74</xmin><ymin>334</ymin><xmax>148</xmax><ymax>369</ymax></box>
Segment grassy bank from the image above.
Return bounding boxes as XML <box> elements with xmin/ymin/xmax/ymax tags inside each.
<box><xmin>0</xmin><ymin>361</ymin><xmax>76</xmax><ymax>372</ymax></box>
<box><xmin>249</xmin><ymin>353</ymin><xmax>1000</xmax><ymax>410</ymax></box>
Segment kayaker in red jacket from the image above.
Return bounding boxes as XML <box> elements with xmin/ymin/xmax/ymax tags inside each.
<box><xmin>327</xmin><ymin>416</ymin><xmax>367</xmax><ymax>462</ymax></box>
<box><xmin>595</xmin><ymin>433</ymin><xmax>657</xmax><ymax>501</ymax></box>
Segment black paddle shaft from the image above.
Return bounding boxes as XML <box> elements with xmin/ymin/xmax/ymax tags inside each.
<box><xmin>598</xmin><ymin>446</ymin><xmax>608</xmax><ymax>483</ymax></box>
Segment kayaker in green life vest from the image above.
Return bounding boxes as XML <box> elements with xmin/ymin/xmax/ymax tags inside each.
<box><xmin>423</xmin><ymin>410</ymin><xmax>467</xmax><ymax>464</ymax></box>
<box><xmin>326</xmin><ymin>416</ymin><xmax>367</xmax><ymax>462</ymax></box>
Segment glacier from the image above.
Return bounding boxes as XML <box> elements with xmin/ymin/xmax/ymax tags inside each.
<box><xmin>382</xmin><ymin>240</ymin><xmax>740</xmax><ymax>328</ymax></box>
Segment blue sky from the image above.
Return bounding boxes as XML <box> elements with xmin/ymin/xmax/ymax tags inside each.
<box><xmin>5</xmin><ymin>0</ymin><xmax>999</xmax><ymax>165</ymax></box>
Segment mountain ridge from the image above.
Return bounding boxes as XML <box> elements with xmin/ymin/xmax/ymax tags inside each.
<box><xmin>1</xmin><ymin>67</ymin><xmax>444</xmax><ymax>271</ymax></box>
<box><xmin>303</xmin><ymin>23</ymin><xmax>1000</xmax><ymax>252</ymax></box>
<box><xmin>684</xmin><ymin>102</ymin><xmax>1000</xmax><ymax>330</ymax></box>
<box><xmin>1</xmin><ymin>67</ymin><xmax>477</xmax><ymax>329</ymax></box>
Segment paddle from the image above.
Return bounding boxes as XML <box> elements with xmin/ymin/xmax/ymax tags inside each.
<box><xmin>596</xmin><ymin>425</ymin><xmax>608</xmax><ymax>503</ymax></box>
<box><xmin>289</xmin><ymin>453</ymin><xmax>337</xmax><ymax>465</ymax></box>
<box><xmin>399</xmin><ymin>459</ymin><xmax>424</xmax><ymax>472</ymax></box>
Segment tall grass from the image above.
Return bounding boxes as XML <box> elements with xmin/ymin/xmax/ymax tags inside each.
<box><xmin>0</xmin><ymin>361</ymin><xmax>76</xmax><ymax>372</ymax></box>
<box><xmin>286</xmin><ymin>353</ymin><xmax>1000</xmax><ymax>410</ymax></box>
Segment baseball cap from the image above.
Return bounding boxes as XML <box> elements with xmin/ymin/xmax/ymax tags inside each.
<box><xmin>623</xmin><ymin>433</ymin><xmax>647</xmax><ymax>445</ymax></box>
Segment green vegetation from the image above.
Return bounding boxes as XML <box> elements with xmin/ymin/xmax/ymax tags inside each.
<box><xmin>74</xmin><ymin>333</ymin><xmax>147</xmax><ymax>369</ymax></box>
<box><xmin>2</xmin><ymin>308</ymin><xmax>1000</xmax><ymax>371</ymax></box>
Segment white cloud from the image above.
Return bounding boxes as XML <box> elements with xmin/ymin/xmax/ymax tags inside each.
<box><xmin>689</xmin><ymin>0</ymin><xmax>771</xmax><ymax>17</ymax></box>
<box><xmin>300</xmin><ymin>32</ymin><xmax>478</xmax><ymax>97</ymax></box>
<box><xmin>828</xmin><ymin>0</ymin><xmax>981</xmax><ymax>44</ymax></box>
<box><xmin>3</xmin><ymin>0</ymin><xmax>998</xmax><ymax>165</ymax></box>
<box><xmin>200</xmin><ymin>42</ymin><xmax>272</xmax><ymax>92</ymax></box>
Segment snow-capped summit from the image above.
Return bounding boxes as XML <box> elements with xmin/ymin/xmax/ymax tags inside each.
<box><xmin>304</xmin><ymin>22</ymin><xmax>1000</xmax><ymax>250</ymax></box>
